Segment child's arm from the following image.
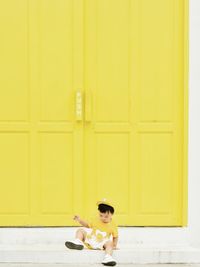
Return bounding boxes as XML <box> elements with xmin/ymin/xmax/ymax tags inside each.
<box><xmin>112</xmin><ymin>236</ymin><xmax>118</xmax><ymax>249</ymax></box>
<box><xmin>73</xmin><ymin>215</ymin><xmax>90</xmax><ymax>228</ymax></box>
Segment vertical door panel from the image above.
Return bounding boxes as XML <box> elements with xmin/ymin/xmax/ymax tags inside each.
<box><xmin>84</xmin><ymin>0</ymin><xmax>187</xmax><ymax>225</ymax></box>
<box><xmin>0</xmin><ymin>0</ymin><xmax>29</xmax><ymax>121</ymax></box>
<box><xmin>85</xmin><ymin>0</ymin><xmax>130</xmax><ymax>222</ymax></box>
<box><xmin>0</xmin><ymin>0</ymin><xmax>30</xmax><ymax>224</ymax></box>
<box><xmin>30</xmin><ymin>0</ymin><xmax>84</xmax><ymax>225</ymax></box>
<box><xmin>0</xmin><ymin>0</ymin><xmax>84</xmax><ymax>226</ymax></box>
<box><xmin>132</xmin><ymin>0</ymin><xmax>186</xmax><ymax>225</ymax></box>
<box><xmin>36</xmin><ymin>0</ymin><xmax>74</xmax><ymax>223</ymax></box>
<box><xmin>84</xmin><ymin>0</ymin><xmax>131</xmax><ymax>221</ymax></box>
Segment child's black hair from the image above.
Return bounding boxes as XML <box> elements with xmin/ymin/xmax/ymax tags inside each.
<box><xmin>98</xmin><ymin>203</ymin><xmax>114</xmax><ymax>214</ymax></box>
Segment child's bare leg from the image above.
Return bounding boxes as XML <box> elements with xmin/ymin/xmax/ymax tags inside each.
<box><xmin>75</xmin><ymin>228</ymin><xmax>87</xmax><ymax>242</ymax></box>
<box><xmin>103</xmin><ymin>240</ymin><xmax>113</xmax><ymax>255</ymax></box>
<box><xmin>102</xmin><ymin>241</ymin><xmax>116</xmax><ymax>265</ymax></box>
<box><xmin>65</xmin><ymin>228</ymin><xmax>87</xmax><ymax>250</ymax></box>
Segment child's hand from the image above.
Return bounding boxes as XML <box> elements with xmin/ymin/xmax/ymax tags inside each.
<box><xmin>73</xmin><ymin>215</ymin><xmax>80</xmax><ymax>222</ymax></box>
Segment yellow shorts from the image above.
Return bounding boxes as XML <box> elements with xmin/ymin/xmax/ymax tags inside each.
<box><xmin>80</xmin><ymin>227</ymin><xmax>111</xmax><ymax>250</ymax></box>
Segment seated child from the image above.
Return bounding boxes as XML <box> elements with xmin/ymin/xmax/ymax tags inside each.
<box><xmin>65</xmin><ymin>198</ymin><xmax>118</xmax><ymax>266</ymax></box>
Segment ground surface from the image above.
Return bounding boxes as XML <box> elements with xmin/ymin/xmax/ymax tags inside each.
<box><xmin>0</xmin><ymin>264</ymin><xmax>199</xmax><ymax>267</ymax></box>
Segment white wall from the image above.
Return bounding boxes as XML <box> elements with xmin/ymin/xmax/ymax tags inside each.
<box><xmin>187</xmin><ymin>0</ymin><xmax>200</xmax><ymax>248</ymax></box>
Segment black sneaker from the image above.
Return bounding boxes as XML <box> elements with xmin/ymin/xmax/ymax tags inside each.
<box><xmin>65</xmin><ymin>240</ymin><xmax>84</xmax><ymax>250</ymax></box>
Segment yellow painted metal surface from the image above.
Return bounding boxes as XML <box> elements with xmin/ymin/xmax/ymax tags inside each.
<box><xmin>0</xmin><ymin>0</ymin><xmax>188</xmax><ymax>226</ymax></box>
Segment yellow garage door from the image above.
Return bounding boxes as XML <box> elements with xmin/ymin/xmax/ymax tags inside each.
<box><xmin>0</xmin><ymin>0</ymin><xmax>188</xmax><ymax>226</ymax></box>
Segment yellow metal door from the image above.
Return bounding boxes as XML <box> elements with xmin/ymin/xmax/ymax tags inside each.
<box><xmin>0</xmin><ymin>0</ymin><xmax>188</xmax><ymax>226</ymax></box>
<box><xmin>84</xmin><ymin>0</ymin><xmax>188</xmax><ymax>226</ymax></box>
<box><xmin>0</xmin><ymin>0</ymin><xmax>85</xmax><ymax>226</ymax></box>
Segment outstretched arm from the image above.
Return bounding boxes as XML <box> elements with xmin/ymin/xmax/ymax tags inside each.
<box><xmin>73</xmin><ymin>215</ymin><xmax>90</xmax><ymax>228</ymax></box>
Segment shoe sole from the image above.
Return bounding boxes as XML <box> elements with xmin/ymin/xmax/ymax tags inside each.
<box><xmin>65</xmin><ymin>241</ymin><xmax>84</xmax><ymax>250</ymax></box>
<box><xmin>102</xmin><ymin>261</ymin><xmax>117</xmax><ymax>266</ymax></box>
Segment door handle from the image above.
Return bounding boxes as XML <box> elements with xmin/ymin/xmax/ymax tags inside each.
<box><xmin>75</xmin><ymin>89</ymin><xmax>83</xmax><ymax>121</ymax></box>
<box><xmin>85</xmin><ymin>90</ymin><xmax>92</xmax><ymax>122</ymax></box>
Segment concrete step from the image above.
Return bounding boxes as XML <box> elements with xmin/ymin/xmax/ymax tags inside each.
<box><xmin>0</xmin><ymin>227</ymin><xmax>190</xmax><ymax>245</ymax></box>
<box><xmin>0</xmin><ymin>227</ymin><xmax>199</xmax><ymax>264</ymax></box>
<box><xmin>0</xmin><ymin>243</ymin><xmax>200</xmax><ymax>264</ymax></box>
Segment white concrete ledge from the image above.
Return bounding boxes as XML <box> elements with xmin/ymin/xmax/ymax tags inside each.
<box><xmin>0</xmin><ymin>244</ymin><xmax>200</xmax><ymax>264</ymax></box>
<box><xmin>0</xmin><ymin>227</ymin><xmax>199</xmax><ymax>264</ymax></box>
<box><xmin>0</xmin><ymin>227</ymin><xmax>190</xmax><ymax>245</ymax></box>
